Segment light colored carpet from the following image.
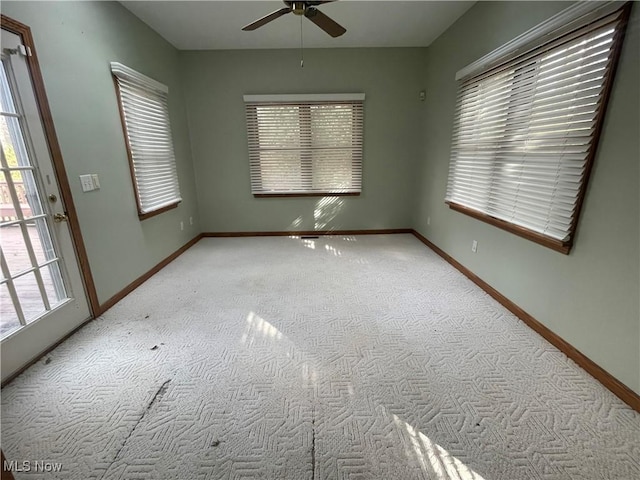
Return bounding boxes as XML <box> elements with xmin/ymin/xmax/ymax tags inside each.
<box><xmin>1</xmin><ymin>234</ymin><xmax>639</xmax><ymax>479</ymax></box>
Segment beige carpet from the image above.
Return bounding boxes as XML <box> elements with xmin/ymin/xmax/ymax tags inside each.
<box><xmin>1</xmin><ymin>234</ymin><xmax>639</xmax><ymax>479</ymax></box>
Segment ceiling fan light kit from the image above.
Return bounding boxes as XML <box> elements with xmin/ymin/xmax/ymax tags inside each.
<box><xmin>242</xmin><ymin>0</ymin><xmax>346</xmax><ymax>38</ymax></box>
<box><xmin>291</xmin><ymin>2</ymin><xmax>307</xmax><ymax>16</ymax></box>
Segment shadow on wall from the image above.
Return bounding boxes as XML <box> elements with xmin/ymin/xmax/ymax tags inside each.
<box><xmin>288</xmin><ymin>196</ymin><xmax>345</xmax><ymax>231</ymax></box>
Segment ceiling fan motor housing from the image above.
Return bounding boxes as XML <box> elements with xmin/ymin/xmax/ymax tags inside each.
<box><xmin>291</xmin><ymin>2</ymin><xmax>306</xmax><ymax>16</ymax></box>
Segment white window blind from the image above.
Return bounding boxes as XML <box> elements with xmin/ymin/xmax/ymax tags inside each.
<box><xmin>445</xmin><ymin>3</ymin><xmax>629</xmax><ymax>252</ymax></box>
<box><xmin>244</xmin><ymin>94</ymin><xmax>364</xmax><ymax>195</ymax></box>
<box><xmin>111</xmin><ymin>62</ymin><xmax>181</xmax><ymax>217</ymax></box>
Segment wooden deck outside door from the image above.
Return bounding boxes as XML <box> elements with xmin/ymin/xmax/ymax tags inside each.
<box><xmin>0</xmin><ymin>21</ymin><xmax>92</xmax><ymax>382</ymax></box>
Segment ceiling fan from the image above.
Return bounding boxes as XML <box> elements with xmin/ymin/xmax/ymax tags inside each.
<box><xmin>242</xmin><ymin>1</ymin><xmax>346</xmax><ymax>38</ymax></box>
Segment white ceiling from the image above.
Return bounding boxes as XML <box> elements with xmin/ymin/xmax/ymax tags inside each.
<box><xmin>120</xmin><ymin>1</ymin><xmax>476</xmax><ymax>50</ymax></box>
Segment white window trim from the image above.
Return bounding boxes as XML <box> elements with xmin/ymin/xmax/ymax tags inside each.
<box><xmin>456</xmin><ymin>1</ymin><xmax>623</xmax><ymax>81</ymax></box>
<box><xmin>243</xmin><ymin>93</ymin><xmax>365</xmax><ymax>103</ymax></box>
<box><xmin>111</xmin><ymin>62</ymin><xmax>168</xmax><ymax>94</ymax></box>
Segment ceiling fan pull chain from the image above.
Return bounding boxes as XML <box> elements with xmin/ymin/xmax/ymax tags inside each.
<box><xmin>300</xmin><ymin>16</ymin><xmax>304</xmax><ymax>68</ymax></box>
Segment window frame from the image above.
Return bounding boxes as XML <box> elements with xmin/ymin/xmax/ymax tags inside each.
<box><xmin>111</xmin><ymin>62</ymin><xmax>181</xmax><ymax>220</ymax></box>
<box><xmin>244</xmin><ymin>94</ymin><xmax>364</xmax><ymax>197</ymax></box>
<box><xmin>445</xmin><ymin>2</ymin><xmax>631</xmax><ymax>254</ymax></box>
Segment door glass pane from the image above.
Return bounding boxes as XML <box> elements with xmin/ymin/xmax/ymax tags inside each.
<box><xmin>1</xmin><ymin>108</ymin><xmax>31</xmax><ymax>169</ymax></box>
<box><xmin>44</xmin><ymin>261</ymin><xmax>65</xmax><ymax>305</ymax></box>
<box><xmin>22</xmin><ymin>168</ymin><xmax>43</xmax><ymax>217</ymax></box>
<box><xmin>13</xmin><ymin>271</ymin><xmax>45</xmax><ymax>323</ymax></box>
<box><xmin>0</xmin><ymin>60</ymin><xmax>16</xmax><ymax>114</ymax></box>
<box><xmin>5</xmin><ymin>168</ymin><xmax>42</xmax><ymax>220</ymax></box>
<box><xmin>26</xmin><ymin>217</ymin><xmax>55</xmax><ymax>265</ymax></box>
<box><xmin>0</xmin><ymin>57</ymin><xmax>68</xmax><ymax>339</ymax></box>
<box><xmin>0</xmin><ymin>282</ymin><xmax>20</xmax><ymax>336</ymax></box>
<box><xmin>0</xmin><ymin>171</ymin><xmax>18</xmax><ymax>222</ymax></box>
<box><xmin>1</xmin><ymin>224</ymin><xmax>30</xmax><ymax>276</ymax></box>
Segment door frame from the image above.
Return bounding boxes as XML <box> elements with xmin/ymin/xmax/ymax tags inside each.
<box><xmin>0</xmin><ymin>17</ymin><xmax>99</xmax><ymax>349</ymax></box>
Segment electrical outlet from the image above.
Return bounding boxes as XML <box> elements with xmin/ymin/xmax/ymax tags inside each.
<box><xmin>189</xmin><ymin>216</ymin><xmax>193</xmax><ymax>225</ymax></box>
<box><xmin>427</xmin><ymin>216</ymin><xmax>431</xmax><ymax>226</ymax></box>
<box><xmin>180</xmin><ymin>221</ymin><xmax>184</xmax><ymax>231</ymax></box>
<box><xmin>472</xmin><ymin>240</ymin><xmax>478</xmax><ymax>253</ymax></box>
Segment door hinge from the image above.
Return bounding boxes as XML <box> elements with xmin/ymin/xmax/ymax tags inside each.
<box><xmin>20</xmin><ymin>45</ymin><xmax>32</xmax><ymax>57</ymax></box>
<box><xmin>3</xmin><ymin>45</ymin><xmax>32</xmax><ymax>57</ymax></box>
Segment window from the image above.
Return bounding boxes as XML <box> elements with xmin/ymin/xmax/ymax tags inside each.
<box><xmin>445</xmin><ymin>3</ymin><xmax>630</xmax><ymax>253</ymax></box>
<box><xmin>244</xmin><ymin>94</ymin><xmax>364</xmax><ymax>196</ymax></box>
<box><xmin>111</xmin><ymin>62</ymin><xmax>181</xmax><ymax>219</ymax></box>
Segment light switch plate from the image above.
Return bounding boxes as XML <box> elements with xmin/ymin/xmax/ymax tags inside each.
<box><xmin>80</xmin><ymin>175</ymin><xmax>94</xmax><ymax>192</ymax></box>
<box><xmin>91</xmin><ymin>174</ymin><xmax>100</xmax><ymax>189</ymax></box>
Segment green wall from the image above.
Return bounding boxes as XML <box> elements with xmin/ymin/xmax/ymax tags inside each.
<box><xmin>1</xmin><ymin>1</ymin><xmax>200</xmax><ymax>305</ymax></box>
<box><xmin>180</xmin><ymin>48</ymin><xmax>426</xmax><ymax>232</ymax></box>
<box><xmin>2</xmin><ymin>1</ymin><xmax>638</xmax><ymax>395</ymax></box>
<box><xmin>413</xmin><ymin>1</ymin><xmax>640</xmax><ymax>393</ymax></box>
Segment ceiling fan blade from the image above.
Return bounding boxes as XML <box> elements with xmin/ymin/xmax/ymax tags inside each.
<box><xmin>304</xmin><ymin>7</ymin><xmax>346</xmax><ymax>38</ymax></box>
<box><xmin>285</xmin><ymin>0</ymin><xmax>333</xmax><ymax>6</ymax></box>
<box><xmin>242</xmin><ymin>7</ymin><xmax>291</xmax><ymax>31</ymax></box>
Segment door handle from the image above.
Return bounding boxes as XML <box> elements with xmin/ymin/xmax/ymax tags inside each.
<box><xmin>53</xmin><ymin>212</ymin><xmax>68</xmax><ymax>223</ymax></box>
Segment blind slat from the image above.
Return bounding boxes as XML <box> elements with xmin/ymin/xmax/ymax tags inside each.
<box><xmin>445</xmin><ymin>8</ymin><xmax>625</xmax><ymax>244</ymax></box>
<box><xmin>112</xmin><ymin>65</ymin><xmax>181</xmax><ymax>215</ymax></box>
<box><xmin>245</xmin><ymin>99</ymin><xmax>364</xmax><ymax>194</ymax></box>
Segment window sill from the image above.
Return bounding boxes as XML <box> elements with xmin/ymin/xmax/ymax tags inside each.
<box><xmin>138</xmin><ymin>201</ymin><xmax>180</xmax><ymax>221</ymax></box>
<box><xmin>446</xmin><ymin>202</ymin><xmax>572</xmax><ymax>254</ymax></box>
<box><xmin>253</xmin><ymin>192</ymin><xmax>361</xmax><ymax>198</ymax></box>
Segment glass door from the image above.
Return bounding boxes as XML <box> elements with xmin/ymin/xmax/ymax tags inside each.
<box><xmin>0</xmin><ymin>58</ymin><xmax>68</xmax><ymax>335</ymax></box>
<box><xmin>1</xmin><ymin>26</ymin><xmax>91</xmax><ymax>381</ymax></box>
